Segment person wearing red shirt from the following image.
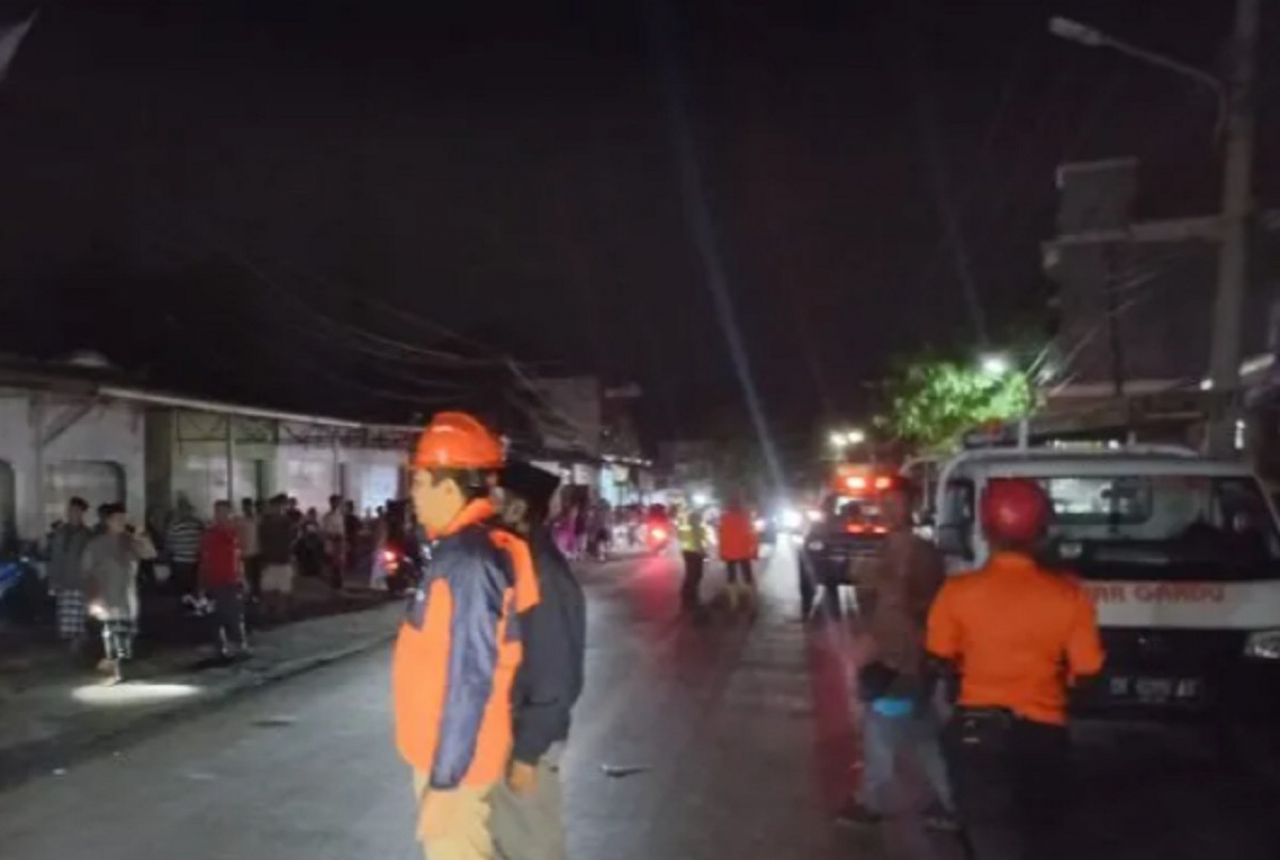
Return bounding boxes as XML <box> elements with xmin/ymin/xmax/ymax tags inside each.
<box><xmin>200</xmin><ymin>500</ymin><xmax>249</xmax><ymax>658</ymax></box>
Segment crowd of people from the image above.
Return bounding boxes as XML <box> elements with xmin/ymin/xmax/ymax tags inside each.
<box><xmin>43</xmin><ymin>491</ymin><xmax>413</xmax><ymax>683</ymax></box>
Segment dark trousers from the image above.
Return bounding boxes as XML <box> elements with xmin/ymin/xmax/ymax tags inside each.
<box><xmin>943</xmin><ymin>711</ymin><xmax>1069</xmax><ymax>860</ymax></box>
<box><xmin>171</xmin><ymin>561</ymin><xmax>199</xmax><ymax>597</ymax></box>
<box><xmin>725</xmin><ymin>559</ymin><xmax>754</xmax><ymax>584</ymax></box>
<box><xmin>680</xmin><ymin>551</ymin><xmax>705</xmax><ymax>608</ymax></box>
<box><xmin>207</xmin><ymin>584</ymin><xmax>247</xmax><ymax>653</ymax></box>
<box><xmin>244</xmin><ymin>556</ymin><xmax>262</xmax><ymax>598</ymax></box>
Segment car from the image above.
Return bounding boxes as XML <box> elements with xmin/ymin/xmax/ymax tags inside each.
<box><xmin>798</xmin><ymin>493</ymin><xmax>889</xmax><ymax>617</ymax></box>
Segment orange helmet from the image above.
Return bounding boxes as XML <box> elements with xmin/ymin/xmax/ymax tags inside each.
<box><xmin>413</xmin><ymin>411</ymin><xmax>504</xmax><ymax>470</ymax></box>
<box><xmin>980</xmin><ymin>479</ymin><xmax>1051</xmax><ymax>545</ymax></box>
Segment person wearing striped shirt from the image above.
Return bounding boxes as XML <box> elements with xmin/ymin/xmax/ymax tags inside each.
<box><xmin>165</xmin><ymin>497</ymin><xmax>205</xmax><ymax>600</ymax></box>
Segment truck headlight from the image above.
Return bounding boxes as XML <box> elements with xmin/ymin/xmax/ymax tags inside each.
<box><xmin>806</xmin><ymin>540</ymin><xmax>824</xmax><ymax>552</ymax></box>
<box><xmin>1244</xmin><ymin>630</ymin><xmax>1280</xmax><ymax>660</ymax></box>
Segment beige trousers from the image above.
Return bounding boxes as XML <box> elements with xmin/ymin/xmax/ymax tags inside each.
<box><xmin>412</xmin><ymin>770</ymin><xmax>496</xmax><ymax>860</ymax></box>
<box><xmin>488</xmin><ymin>744</ymin><xmax>568</xmax><ymax>860</ymax></box>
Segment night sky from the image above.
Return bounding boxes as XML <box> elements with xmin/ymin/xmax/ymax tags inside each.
<box><xmin>0</xmin><ymin>0</ymin><xmax>1275</xmax><ymax>445</ymax></box>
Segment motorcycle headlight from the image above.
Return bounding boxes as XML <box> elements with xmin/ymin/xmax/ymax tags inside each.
<box><xmin>806</xmin><ymin>540</ymin><xmax>824</xmax><ymax>552</ymax></box>
<box><xmin>1244</xmin><ymin>629</ymin><xmax>1280</xmax><ymax>660</ymax></box>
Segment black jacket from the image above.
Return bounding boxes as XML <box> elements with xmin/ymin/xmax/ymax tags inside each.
<box><xmin>511</xmin><ymin>527</ymin><xmax>586</xmax><ymax>765</ymax></box>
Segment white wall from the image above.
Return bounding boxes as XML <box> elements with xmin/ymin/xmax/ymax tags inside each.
<box><xmin>0</xmin><ymin>393</ymin><xmax>146</xmax><ymax>540</ymax></box>
<box><xmin>276</xmin><ymin>445</ymin><xmax>407</xmax><ymax>514</ymax></box>
<box><xmin>345</xmin><ymin>458</ymin><xmax>404</xmax><ymax>514</ymax></box>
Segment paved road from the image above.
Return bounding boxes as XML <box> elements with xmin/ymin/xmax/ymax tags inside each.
<box><xmin>1</xmin><ymin>543</ymin><xmax>1278</xmax><ymax>859</ymax></box>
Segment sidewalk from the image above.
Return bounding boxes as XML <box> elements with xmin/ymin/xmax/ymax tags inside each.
<box><xmin>0</xmin><ymin>593</ymin><xmax>404</xmax><ymax>791</ymax></box>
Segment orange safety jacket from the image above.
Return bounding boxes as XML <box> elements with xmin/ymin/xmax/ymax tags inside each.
<box><xmin>391</xmin><ymin>499</ymin><xmax>539</xmax><ymax>789</ymax></box>
<box><xmin>717</xmin><ymin>508</ymin><xmax>758</xmax><ymax>562</ymax></box>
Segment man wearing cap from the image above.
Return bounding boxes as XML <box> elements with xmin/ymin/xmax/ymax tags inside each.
<box><xmin>491</xmin><ymin>460</ymin><xmax>586</xmax><ymax>860</ymax></box>
<box><xmin>392</xmin><ymin>412</ymin><xmax>540</xmax><ymax>860</ymax></box>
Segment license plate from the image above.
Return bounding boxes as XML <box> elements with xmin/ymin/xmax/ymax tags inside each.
<box><xmin>1109</xmin><ymin>676</ymin><xmax>1203</xmax><ymax>704</ymax></box>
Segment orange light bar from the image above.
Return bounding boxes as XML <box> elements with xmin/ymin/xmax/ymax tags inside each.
<box><xmin>874</xmin><ymin>476</ymin><xmax>892</xmax><ymax>490</ymax></box>
<box><xmin>845</xmin><ymin>523</ymin><xmax>889</xmax><ymax>535</ymax></box>
<box><xmin>845</xmin><ymin>475</ymin><xmax>867</xmax><ymax>491</ymax></box>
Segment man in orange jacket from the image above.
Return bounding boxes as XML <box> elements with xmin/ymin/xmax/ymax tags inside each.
<box><xmin>392</xmin><ymin>412</ymin><xmax>540</xmax><ymax>860</ymax></box>
<box><xmin>927</xmin><ymin>479</ymin><xmax>1104</xmax><ymax>860</ymax></box>
<box><xmin>717</xmin><ymin>496</ymin><xmax>759</xmax><ymax>612</ymax></box>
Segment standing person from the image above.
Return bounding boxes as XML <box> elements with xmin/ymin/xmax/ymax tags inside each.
<box><xmin>165</xmin><ymin>497</ymin><xmax>204</xmax><ymax>601</ymax></box>
<box><xmin>837</xmin><ymin>486</ymin><xmax>956</xmax><ymax>830</ymax></box>
<box><xmin>257</xmin><ymin>494</ymin><xmax>297</xmax><ymax>624</ymax></box>
<box><xmin>343</xmin><ymin>499</ymin><xmax>362</xmax><ymax>586</ymax></box>
<box><xmin>492</xmin><ymin>461</ymin><xmax>586</xmax><ymax>860</ymax></box>
<box><xmin>676</xmin><ymin>505</ymin><xmax>708</xmax><ymax>616</ymax></box>
<box><xmin>82</xmin><ymin>505</ymin><xmax>156</xmax><ymax>683</ymax></box>
<box><xmin>369</xmin><ymin>507</ymin><xmax>391</xmax><ymax>591</ymax></box>
<box><xmin>47</xmin><ymin>497</ymin><xmax>93</xmax><ymax>656</ymax></box>
<box><xmin>927</xmin><ymin>479</ymin><xmax>1105</xmax><ymax>860</ymax></box>
<box><xmin>572</xmin><ymin>501</ymin><xmax>589</xmax><ymax>560</ymax></box>
<box><xmin>717</xmin><ymin>496</ymin><xmax>759</xmax><ymax>613</ymax></box>
<box><xmin>322</xmin><ymin>495</ymin><xmax>346</xmax><ymax>585</ymax></box>
<box><xmin>199</xmin><ymin>500</ymin><xmax>248</xmax><ymax>658</ymax></box>
<box><xmin>236</xmin><ymin>498</ymin><xmax>261</xmax><ymax>600</ymax></box>
<box><xmin>553</xmin><ymin>505</ymin><xmax>577</xmax><ymax>559</ymax></box>
<box><xmin>93</xmin><ymin>503</ymin><xmax>111</xmax><ymax>535</ymax></box>
<box><xmin>392</xmin><ymin>412</ymin><xmax>539</xmax><ymax>860</ymax></box>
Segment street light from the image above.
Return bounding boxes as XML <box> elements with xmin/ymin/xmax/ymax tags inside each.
<box><xmin>1048</xmin><ymin>16</ymin><xmax>1104</xmax><ymax>47</ymax></box>
<box><xmin>980</xmin><ymin>353</ymin><xmax>1011</xmax><ymax>377</ymax></box>
<box><xmin>1048</xmin><ymin>16</ymin><xmax>1226</xmax><ymax>134</ymax></box>
<box><xmin>1049</xmin><ymin>4</ymin><xmax>1257</xmax><ymax>458</ymax></box>
<box><xmin>828</xmin><ymin>428</ymin><xmax>866</xmax><ymax>449</ymax></box>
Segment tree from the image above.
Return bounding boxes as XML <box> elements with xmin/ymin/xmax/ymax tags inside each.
<box><xmin>879</xmin><ymin>357</ymin><xmax>1033</xmax><ymax>453</ymax></box>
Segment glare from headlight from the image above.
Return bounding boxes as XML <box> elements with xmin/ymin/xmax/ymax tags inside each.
<box><xmin>1244</xmin><ymin>630</ymin><xmax>1280</xmax><ymax>660</ymax></box>
<box><xmin>753</xmin><ymin>517</ymin><xmax>766</xmax><ymax>532</ymax></box>
<box><xmin>806</xmin><ymin>540</ymin><xmax>824</xmax><ymax>552</ymax></box>
<box><xmin>805</xmin><ymin>509</ymin><xmax>823</xmax><ymax>523</ymax></box>
<box><xmin>781</xmin><ymin>509</ymin><xmax>803</xmax><ymax>530</ymax></box>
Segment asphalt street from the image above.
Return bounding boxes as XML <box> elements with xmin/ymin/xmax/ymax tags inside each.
<box><xmin>1</xmin><ymin>543</ymin><xmax>1278</xmax><ymax>859</ymax></box>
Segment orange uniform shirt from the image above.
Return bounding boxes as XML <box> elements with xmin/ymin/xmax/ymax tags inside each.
<box><xmin>717</xmin><ymin>509</ymin><xmax>758</xmax><ymax>562</ymax></box>
<box><xmin>926</xmin><ymin>551</ymin><xmax>1105</xmax><ymax>725</ymax></box>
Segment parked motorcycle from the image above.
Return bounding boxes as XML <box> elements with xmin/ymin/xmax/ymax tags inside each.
<box><xmin>0</xmin><ymin>551</ymin><xmax>52</xmax><ymax>628</ymax></box>
<box><xmin>379</xmin><ymin>540</ymin><xmax>423</xmax><ymax>596</ymax></box>
<box><xmin>644</xmin><ymin>522</ymin><xmax>672</xmax><ymax>555</ymax></box>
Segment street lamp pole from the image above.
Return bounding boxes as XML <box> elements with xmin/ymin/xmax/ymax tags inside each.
<box><xmin>1206</xmin><ymin>0</ymin><xmax>1259</xmax><ymax>457</ymax></box>
<box><xmin>1049</xmin><ymin>0</ymin><xmax>1259</xmax><ymax>458</ymax></box>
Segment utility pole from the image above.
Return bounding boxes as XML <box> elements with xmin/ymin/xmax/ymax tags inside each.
<box><xmin>1206</xmin><ymin>0</ymin><xmax>1259</xmax><ymax>457</ymax></box>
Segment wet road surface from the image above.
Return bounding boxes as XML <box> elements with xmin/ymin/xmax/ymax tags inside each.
<box><xmin>0</xmin><ymin>542</ymin><xmax>1277</xmax><ymax>859</ymax></box>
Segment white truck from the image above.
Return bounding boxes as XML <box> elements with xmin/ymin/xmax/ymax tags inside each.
<box><xmin>929</xmin><ymin>445</ymin><xmax>1280</xmax><ymax>720</ymax></box>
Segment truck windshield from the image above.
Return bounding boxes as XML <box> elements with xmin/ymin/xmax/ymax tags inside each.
<box><xmin>824</xmin><ymin>495</ymin><xmax>886</xmax><ymax>525</ymax></box>
<box><xmin>1038</xmin><ymin>474</ymin><xmax>1280</xmax><ymax>581</ymax></box>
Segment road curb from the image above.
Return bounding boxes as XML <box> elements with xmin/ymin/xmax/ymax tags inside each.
<box><xmin>0</xmin><ymin>618</ymin><xmax>397</xmax><ymax>794</ymax></box>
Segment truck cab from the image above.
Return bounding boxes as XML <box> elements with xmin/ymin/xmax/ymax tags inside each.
<box><xmin>798</xmin><ymin>464</ymin><xmax>899</xmax><ymax>617</ymax></box>
<box><xmin>932</xmin><ymin>445</ymin><xmax>1280</xmax><ymax>720</ymax></box>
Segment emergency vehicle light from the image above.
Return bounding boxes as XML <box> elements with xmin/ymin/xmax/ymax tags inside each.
<box><xmin>846</xmin><ymin>476</ymin><xmax>867</xmax><ymax>491</ymax></box>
